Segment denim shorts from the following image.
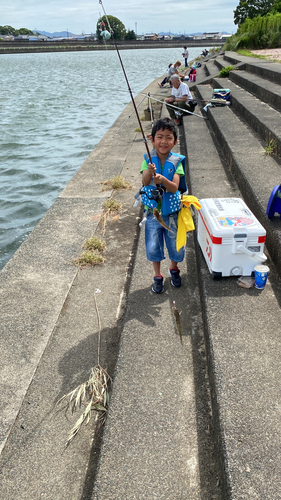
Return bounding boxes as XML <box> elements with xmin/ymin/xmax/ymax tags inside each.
<box><xmin>145</xmin><ymin>211</ymin><xmax>185</xmax><ymax>263</ymax></box>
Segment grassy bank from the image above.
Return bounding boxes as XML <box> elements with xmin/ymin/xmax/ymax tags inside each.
<box><xmin>224</xmin><ymin>13</ymin><xmax>281</xmax><ymax>51</ymax></box>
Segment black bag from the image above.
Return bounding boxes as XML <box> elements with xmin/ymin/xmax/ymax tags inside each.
<box><xmin>189</xmin><ymin>99</ymin><xmax>197</xmax><ymax>112</ymax></box>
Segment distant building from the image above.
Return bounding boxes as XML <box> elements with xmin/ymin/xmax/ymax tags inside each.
<box><xmin>2</xmin><ymin>35</ymin><xmax>14</xmax><ymax>41</ymax></box>
<box><xmin>37</xmin><ymin>35</ymin><xmax>49</xmax><ymax>41</ymax></box>
<box><xmin>194</xmin><ymin>32</ymin><xmax>223</xmax><ymax>40</ymax></box>
<box><xmin>14</xmin><ymin>35</ymin><xmax>29</xmax><ymax>40</ymax></box>
<box><xmin>173</xmin><ymin>34</ymin><xmax>186</xmax><ymax>40</ymax></box>
<box><xmin>84</xmin><ymin>34</ymin><xmax>97</xmax><ymax>41</ymax></box>
<box><xmin>144</xmin><ymin>33</ymin><xmax>158</xmax><ymax>40</ymax></box>
<box><xmin>28</xmin><ymin>35</ymin><xmax>49</xmax><ymax>41</ymax></box>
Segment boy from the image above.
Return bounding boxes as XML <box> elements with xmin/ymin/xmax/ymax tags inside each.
<box><xmin>140</xmin><ymin>118</ymin><xmax>186</xmax><ymax>294</ymax></box>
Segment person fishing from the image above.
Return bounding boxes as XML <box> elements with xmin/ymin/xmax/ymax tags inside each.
<box><xmin>158</xmin><ymin>60</ymin><xmax>181</xmax><ymax>88</ymax></box>
<box><xmin>182</xmin><ymin>46</ymin><xmax>189</xmax><ymax>67</ymax></box>
<box><xmin>140</xmin><ymin>117</ymin><xmax>186</xmax><ymax>294</ymax></box>
<box><xmin>165</xmin><ymin>74</ymin><xmax>196</xmax><ymax>124</ymax></box>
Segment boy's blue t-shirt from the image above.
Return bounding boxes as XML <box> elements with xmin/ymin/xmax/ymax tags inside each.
<box><xmin>140</xmin><ymin>160</ymin><xmax>185</xmax><ymax>210</ymax></box>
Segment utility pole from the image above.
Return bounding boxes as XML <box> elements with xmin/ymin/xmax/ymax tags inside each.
<box><xmin>135</xmin><ymin>22</ymin><xmax>137</xmax><ymax>35</ymax></box>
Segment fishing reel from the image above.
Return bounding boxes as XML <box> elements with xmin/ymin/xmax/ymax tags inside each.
<box><xmin>134</xmin><ymin>186</ymin><xmax>166</xmax><ymax>209</ymax></box>
<box><xmin>142</xmin><ymin>186</ymin><xmax>165</xmax><ymax>203</ymax></box>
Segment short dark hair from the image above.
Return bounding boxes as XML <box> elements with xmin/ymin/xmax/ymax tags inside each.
<box><xmin>151</xmin><ymin>117</ymin><xmax>178</xmax><ymax>141</ymax></box>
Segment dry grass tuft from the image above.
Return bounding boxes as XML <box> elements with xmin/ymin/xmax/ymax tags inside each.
<box><xmin>100</xmin><ymin>175</ymin><xmax>133</xmax><ymax>191</ymax></box>
<box><xmin>57</xmin><ymin>365</ymin><xmax>111</xmax><ymax>447</ymax></box>
<box><xmin>56</xmin><ymin>291</ymin><xmax>110</xmax><ymax>447</ymax></box>
<box><xmin>83</xmin><ymin>235</ymin><xmax>106</xmax><ymax>253</ymax></box>
<box><xmin>102</xmin><ymin>198</ymin><xmax>122</xmax><ymax>212</ymax></box>
<box><xmin>100</xmin><ymin>198</ymin><xmax>122</xmax><ymax>233</ymax></box>
<box><xmin>74</xmin><ymin>236</ymin><xmax>106</xmax><ymax>266</ymax></box>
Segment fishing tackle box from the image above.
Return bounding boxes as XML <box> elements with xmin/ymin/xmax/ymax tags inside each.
<box><xmin>197</xmin><ymin>198</ymin><xmax>267</xmax><ymax>279</ymax></box>
<box><xmin>211</xmin><ymin>88</ymin><xmax>231</xmax><ymax>106</ymax></box>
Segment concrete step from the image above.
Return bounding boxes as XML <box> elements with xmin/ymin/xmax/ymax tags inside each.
<box><xmin>204</xmin><ymin>58</ymin><xmax>221</xmax><ymax>78</ymax></box>
<box><xmin>90</xmin><ymin>103</ymin><xmax>222</xmax><ymax>500</ymax></box>
<box><xmin>196</xmin><ymin>83</ymin><xmax>281</xmax><ymax>277</ymax></box>
<box><xmin>229</xmin><ymin>69</ymin><xmax>281</xmax><ymax>112</ymax></box>
<box><xmin>182</xmin><ymin>102</ymin><xmax>281</xmax><ymax>500</ymax></box>
<box><xmin>212</xmin><ymin>76</ymin><xmax>281</xmax><ymax>156</ymax></box>
<box><xmin>213</xmin><ymin>55</ymin><xmax>234</xmax><ymax>71</ymax></box>
<box><xmin>224</xmin><ymin>51</ymin><xmax>281</xmax><ymax>85</ymax></box>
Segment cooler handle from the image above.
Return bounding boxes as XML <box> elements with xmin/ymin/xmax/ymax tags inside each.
<box><xmin>237</xmin><ymin>245</ymin><xmax>267</xmax><ymax>263</ymax></box>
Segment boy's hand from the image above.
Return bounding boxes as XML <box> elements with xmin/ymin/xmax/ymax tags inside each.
<box><xmin>154</xmin><ymin>173</ymin><xmax>163</xmax><ymax>184</ymax></box>
<box><xmin>148</xmin><ymin>162</ymin><xmax>156</xmax><ymax>177</ymax></box>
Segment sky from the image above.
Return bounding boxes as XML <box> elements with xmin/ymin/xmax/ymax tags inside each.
<box><xmin>2</xmin><ymin>0</ymin><xmax>238</xmax><ymax>35</ymax></box>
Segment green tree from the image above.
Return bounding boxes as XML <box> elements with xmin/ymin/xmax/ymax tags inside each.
<box><xmin>0</xmin><ymin>25</ymin><xmax>34</xmax><ymax>36</ymax></box>
<box><xmin>270</xmin><ymin>0</ymin><xmax>281</xmax><ymax>12</ymax></box>
<box><xmin>96</xmin><ymin>15</ymin><xmax>126</xmax><ymax>40</ymax></box>
<box><xmin>17</xmin><ymin>28</ymin><xmax>34</xmax><ymax>35</ymax></box>
<box><xmin>124</xmin><ymin>29</ymin><xmax>136</xmax><ymax>40</ymax></box>
<box><xmin>234</xmin><ymin>0</ymin><xmax>276</xmax><ymax>25</ymax></box>
<box><xmin>0</xmin><ymin>25</ymin><xmax>16</xmax><ymax>35</ymax></box>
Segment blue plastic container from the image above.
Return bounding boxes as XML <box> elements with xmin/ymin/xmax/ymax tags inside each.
<box><xmin>254</xmin><ymin>265</ymin><xmax>269</xmax><ymax>289</ymax></box>
<box><xmin>266</xmin><ymin>184</ymin><xmax>281</xmax><ymax>219</ymax></box>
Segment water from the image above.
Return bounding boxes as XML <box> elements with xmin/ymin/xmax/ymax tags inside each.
<box><xmin>0</xmin><ymin>46</ymin><xmax>203</xmax><ymax>269</ymax></box>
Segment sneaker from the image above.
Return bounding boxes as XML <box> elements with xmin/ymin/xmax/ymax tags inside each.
<box><xmin>169</xmin><ymin>268</ymin><xmax>181</xmax><ymax>288</ymax></box>
<box><xmin>152</xmin><ymin>275</ymin><xmax>164</xmax><ymax>294</ymax></box>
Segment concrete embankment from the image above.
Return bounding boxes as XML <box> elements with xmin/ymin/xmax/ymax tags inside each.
<box><xmin>1</xmin><ymin>51</ymin><xmax>281</xmax><ymax>499</ymax></box>
<box><xmin>0</xmin><ymin>39</ymin><xmax>223</xmax><ymax>55</ymax></box>
<box><xmin>0</xmin><ymin>82</ymin><xmax>153</xmax><ymax>497</ymax></box>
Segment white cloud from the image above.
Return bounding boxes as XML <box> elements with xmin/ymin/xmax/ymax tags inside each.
<box><xmin>1</xmin><ymin>0</ymin><xmax>237</xmax><ymax>34</ymax></box>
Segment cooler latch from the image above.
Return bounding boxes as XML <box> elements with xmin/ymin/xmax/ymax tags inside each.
<box><xmin>232</xmin><ymin>233</ymin><xmax>247</xmax><ymax>254</ymax></box>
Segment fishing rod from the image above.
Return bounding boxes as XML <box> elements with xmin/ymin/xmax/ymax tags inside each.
<box><xmin>98</xmin><ymin>0</ymin><xmax>152</xmax><ymax>164</ymax></box>
<box><xmin>93</xmin><ymin>82</ymin><xmax>209</xmax><ymax>119</ymax></box>
<box><xmin>114</xmin><ymin>93</ymin><xmax>148</xmax><ymax>135</ymax></box>
<box><xmin>135</xmin><ymin>92</ymin><xmax>207</xmax><ymax>121</ymax></box>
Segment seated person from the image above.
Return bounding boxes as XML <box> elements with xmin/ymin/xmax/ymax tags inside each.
<box><xmin>188</xmin><ymin>64</ymin><xmax>197</xmax><ymax>77</ymax></box>
<box><xmin>165</xmin><ymin>74</ymin><xmax>196</xmax><ymax>122</ymax></box>
<box><xmin>158</xmin><ymin>64</ymin><xmax>172</xmax><ymax>87</ymax></box>
<box><xmin>180</xmin><ymin>68</ymin><xmax>190</xmax><ymax>81</ymax></box>
<box><xmin>158</xmin><ymin>60</ymin><xmax>182</xmax><ymax>87</ymax></box>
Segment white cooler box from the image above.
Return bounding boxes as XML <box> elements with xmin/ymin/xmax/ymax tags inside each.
<box><xmin>197</xmin><ymin>198</ymin><xmax>267</xmax><ymax>278</ymax></box>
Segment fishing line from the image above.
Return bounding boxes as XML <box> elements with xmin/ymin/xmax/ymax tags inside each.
<box><xmin>114</xmin><ymin>93</ymin><xmax>148</xmax><ymax>135</ymax></box>
<box><xmin>98</xmin><ymin>0</ymin><xmax>152</xmax><ymax>163</ymax></box>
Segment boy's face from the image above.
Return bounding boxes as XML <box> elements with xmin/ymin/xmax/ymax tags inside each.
<box><xmin>151</xmin><ymin>128</ymin><xmax>177</xmax><ymax>162</ymax></box>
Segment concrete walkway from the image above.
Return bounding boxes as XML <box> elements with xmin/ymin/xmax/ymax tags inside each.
<box><xmin>0</xmin><ymin>79</ymin><xmax>219</xmax><ymax>499</ymax></box>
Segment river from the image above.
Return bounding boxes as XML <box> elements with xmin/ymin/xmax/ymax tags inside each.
<box><xmin>0</xmin><ymin>46</ymin><xmax>205</xmax><ymax>269</ymax></box>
